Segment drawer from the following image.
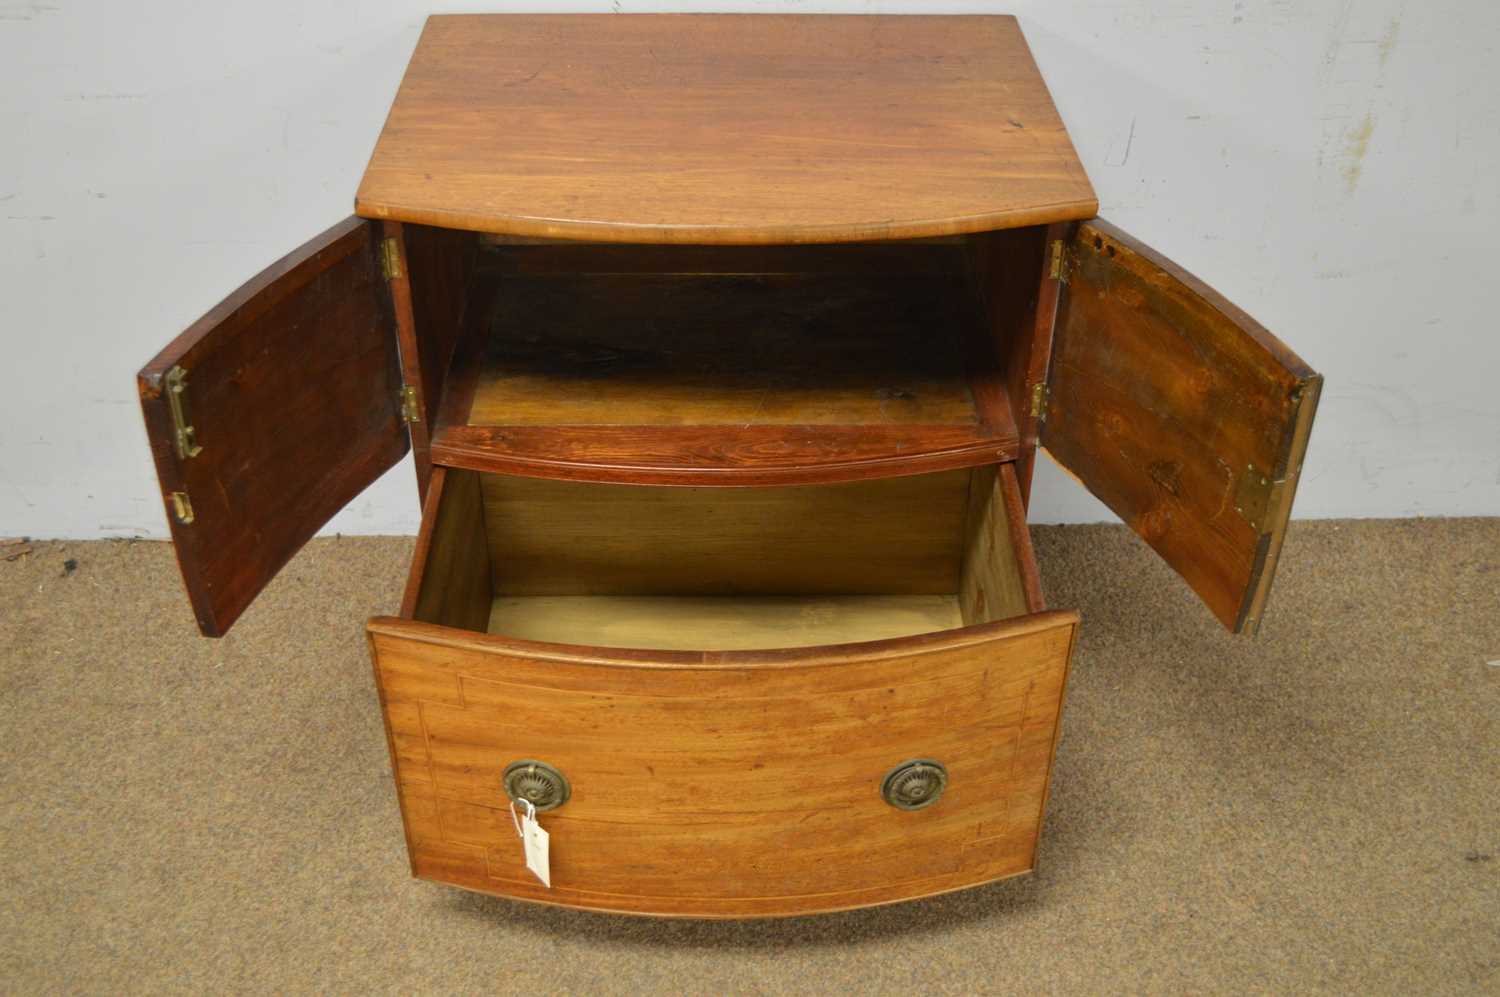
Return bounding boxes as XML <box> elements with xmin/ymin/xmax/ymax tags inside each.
<box><xmin>366</xmin><ymin>464</ymin><xmax>1077</xmax><ymax>917</ymax></box>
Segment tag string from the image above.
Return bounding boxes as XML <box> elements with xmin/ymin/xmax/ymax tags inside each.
<box><xmin>509</xmin><ymin>798</ymin><xmax>537</xmax><ymax>838</ymax></box>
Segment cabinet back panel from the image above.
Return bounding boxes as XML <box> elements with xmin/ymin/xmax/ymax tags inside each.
<box><xmin>480</xmin><ymin>472</ymin><xmax>970</xmax><ymax>596</ymax></box>
<box><xmin>465</xmin><ymin>271</ymin><xmax>982</xmax><ymax>428</ymax></box>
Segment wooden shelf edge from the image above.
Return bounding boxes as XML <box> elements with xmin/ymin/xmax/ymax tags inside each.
<box><xmin>429</xmin><ymin>424</ymin><xmax>1020</xmax><ymax>486</ymax></box>
<box><xmin>354</xmin><ymin>198</ymin><xmax>1100</xmax><ymax>247</ymax></box>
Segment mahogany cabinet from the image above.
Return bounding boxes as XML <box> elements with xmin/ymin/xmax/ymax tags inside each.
<box><xmin>138</xmin><ymin>14</ymin><xmax>1320</xmax><ymax>917</ymax></box>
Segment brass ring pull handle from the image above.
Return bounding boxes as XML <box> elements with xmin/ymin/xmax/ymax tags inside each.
<box><xmin>880</xmin><ymin>759</ymin><xmax>948</xmax><ymax>810</ymax></box>
<box><xmin>502</xmin><ymin>759</ymin><xmax>571</xmax><ymax>812</ymax></box>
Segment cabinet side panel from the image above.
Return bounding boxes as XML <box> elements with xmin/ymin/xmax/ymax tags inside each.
<box><xmin>383</xmin><ymin>223</ymin><xmax>478</xmax><ymax>497</ymax></box>
<box><xmin>959</xmin><ymin>464</ymin><xmax>1044</xmax><ymax>626</ymax></box>
<box><xmin>967</xmin><ymin>225</ymin><xmax>1063</xmax><ymax>503</ymax></box>
<box><xmin>406</xmin><ymin>467</ymin><xmax>493</xmax><ymax>632</ymax></box>
<box><xmin>404</xmin><ymin>223</ymin><xmax>478</xmax><ymax>424</ymax></box>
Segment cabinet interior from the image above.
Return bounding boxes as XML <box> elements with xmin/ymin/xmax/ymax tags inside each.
<box><xmin>409</xmin><ymin>227</ymin><xmax>1052</xmax><ymax>479</ymax></box>
<box><xmin>407</xmin><ymin>466</ymin><xmax>1043</xmax><ymax>651</ymax></box>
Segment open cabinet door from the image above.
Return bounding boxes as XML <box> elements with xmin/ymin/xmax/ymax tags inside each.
<box><xmin>138</xmin><ymin>217</ymin><xmax>410</xmax><ymax>637</ymax></box>
<box><xmin>1043</xmin><ymin>219</ymin><xmax>1321</xmax><ymax>634</ymax></box>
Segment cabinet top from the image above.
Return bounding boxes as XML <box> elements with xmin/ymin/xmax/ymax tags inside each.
<box><xmin>355</xmin><ymin>14</ymin><xmax>1096</xmax><ymax>244</ymax></box>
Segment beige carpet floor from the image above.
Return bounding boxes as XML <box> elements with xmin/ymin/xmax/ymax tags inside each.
<box><xmin>1</xmin><ymin>520</ymin><xmax>1496</xmax><ymax>995</ymax></box>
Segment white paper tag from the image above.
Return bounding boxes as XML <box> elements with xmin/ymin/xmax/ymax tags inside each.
<box><xmin>511</xmin><ymin>799</ymin><xmax>551</xmax><ymax>888</ymax></box>
<box><xmin>522</xmin><ymin>812</ymin><xmax>551</xmax><ymax>888</ymax></box>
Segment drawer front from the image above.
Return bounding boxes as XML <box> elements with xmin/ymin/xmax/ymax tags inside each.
<box><xmin>368</xmin><ymin>611</ymin><xmax>1077</xmax><ymax>918</ymax></box>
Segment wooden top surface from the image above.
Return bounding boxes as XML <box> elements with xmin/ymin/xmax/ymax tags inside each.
<box><xmin>356</xmin><ymin>14</ymin><xmax>1096</xmax><ymax>244</ymax></box>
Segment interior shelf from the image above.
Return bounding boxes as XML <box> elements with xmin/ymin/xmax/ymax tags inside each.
<box><xmin>430</xmin><ymin>243</ymin><xmax>1019</xmax><ymax>485</ymax></box>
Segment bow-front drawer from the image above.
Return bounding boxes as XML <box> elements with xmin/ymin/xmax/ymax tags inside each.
<box><xmin>367</xmin><ymin>465</ymin><xmax>1076</xmax><ymax>917</ymax></box>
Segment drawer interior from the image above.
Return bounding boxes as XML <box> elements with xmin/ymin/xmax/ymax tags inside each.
<box><xmin>403</xmin><ymin>464</ymin><xmax>1043</xmax><ymax>651</ymax></box>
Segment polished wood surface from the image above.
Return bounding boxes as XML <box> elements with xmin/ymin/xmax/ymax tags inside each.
<box><xmin>366</xmin><ymin>609</ymin><xmax>1077</xmax><ymax>917</ymax></box>
<box><xmin>430</xmin><ymin>243</ymin><xmax>1019</xmax><ymax>485</ymax></box>
<box><xmin>967</xmin><ymin>223</ymin><xmax>1067</xmax><ymax>503</ymax></box>
<box><xmin>401</xmin><ymin>225</ymin><xmax>477</xmax><ymax>428</ymax></box>
<box><xmin>385</xmin><ymin>223</ymin><xmax>478</xmax><ymax>497</ymax></box>
<box><xmin>477</xmin><ymin>472</ymin><xmax>971</xmax><ymax>597</ymax></box>
<box><xmin>1045</xmin><ymin>219</ymin><xmax>1322</xmax><ymax>633</ymax></box>
<box><xmin>138</xmin><ymin>217</ymin><xmax>407</xmax><ymax>636</ymax></box>
<box><xmin>963</xmin><ymin>227</ymin><xmax>1046</xmax><ymax>441</ymax></box>
<box><xmin>433</xmin><ymin>424</ymin><xmax>1020</xmax><ymax>487</ymax></box>
<box><xmin>381</xmin><ymin>222</ymin><xmax>431</xmax><ymax>497</ymax></box>
<box><xmin>356</xmin><ymin>14</ymin><xmax>1096</xmax><ymax>243</ymax></box>
<box><xmin>486</xmin><ymin>595</ymin><xmax>966</xmax><ymax>651</ymax></box>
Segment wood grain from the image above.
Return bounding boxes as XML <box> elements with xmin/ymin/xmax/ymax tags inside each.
<box><xmin>431</xmin><ymin>424</ymin><xmax>1020</xmax><ymax>487</ymax></box>
<box><xmin>999</xmin><ymin>463</ymin><xmax>1047</xmax><ymax>614</ymax></box>
<box><xmin>406</xmin><ymin>465</ymin><xmax>1046</xmax><ymax>648</ymax></box>
<box><xmin>964</xmin><ymin>226</ymin><xmax>1049</xmax><ymax>442</ymax></box>
<box><xmin>1045</xmin><ymin>219</ymin><xmax>1321</xmax><ymax>633</ymax></box>
<box><xmin>138</xmin><ymin>217</ymin><xmax>407</xmax><ymax>636</ymax></box>
<box><xmin>958</xmin><ymin>466</ymin><xmax>1031</xmax><ymax>626</ymax></box>
<box><xmin>403</xmin><ymin>224</ymin><xmax>478</xmax><ymax>426</ymax></box>
<box><xmin>486</xmin><ymin>595</ymin><xmax>965</xmax><ymax>651</ymax></box>
<box><xmin>384</xmin><ymin>223</ymin><xmax>478</xmax><ymax>496</ymax></box>
<box><xmin>403</xmin><ymin>467</ymin><xmax>493</xmax><ymax>632</ymax></box>
<box><xmin>477</xmin><ymin>472</ymin><xmax>970</xmax><ymax>597</ymax></box>
<box><xmin>355</xmin><ymin>14</ymin><xmax>1096</xmax><ymax>243</ymax></box>
<box><xmin>478</xmin><ymin>240</ymin><xmax>971</xmax><ymax>277</ymax></box>
<box><xmin>366</xmin><ymin>609</ymin><xmax>1078</xmax><ymax>917</ymax></box>
<box><xmin>1237</xmin><ymin>372</ymin><xmax>1321</xmax><ymax>633</ymax></box>
<box><xmin>431</xmin><ymin>254</ymin><xmax>1019</xmax><ymax>485</ymax></box>
<box><xmin>966</xmin><ymin>222</ymin><xmax>1066</xmax><ymax>503</ymax></box>
<box><xmin>464</xmin><ymin>272</ymin><xmax>981</xmax><ymax>427</ymax></box>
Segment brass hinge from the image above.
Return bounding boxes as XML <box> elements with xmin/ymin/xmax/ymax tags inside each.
<box><xmin>1234</xmin><ymin>464</ymin><xmax>1291</xmax><ymax>534</ymax></box>
<box><xmin>1048</xmin><ymin>239</ymin><xmax>1069</xmax><ymax>283</ymax></box>
<box><xmin>169</xmin><ymin>491</ymin><xmax>195</xmax><ymax>525</ymax></box>
<box><xmin>1030</xmin><ymin>382</ymin><xmax>1051</xmax><ymax>420</ymax></box>
<box><xmin>399</xmin><ymin>384</ymin><xmax>421</xmax><ymax>424</ymax></box>
<box><xmin>164</xmin><ymin>365</ymin><xmax>202</xmax><ymax>460</ymax></box>
<box><xmin>380</xmin><ymin>236</ymin><xmax>403</xmax><ymax>280</ymax></box>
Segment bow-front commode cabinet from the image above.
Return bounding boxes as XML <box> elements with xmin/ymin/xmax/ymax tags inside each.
<box><xmin>137</xmin><ymin>15</ymin><xmax>1320</xmax><ymax>917</ymax></box>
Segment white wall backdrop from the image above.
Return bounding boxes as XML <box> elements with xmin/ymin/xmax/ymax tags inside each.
<box><xmin>2</xmin><ymin>1</ymin><xmax>1497</xmax><ymax>538</ymax></box>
